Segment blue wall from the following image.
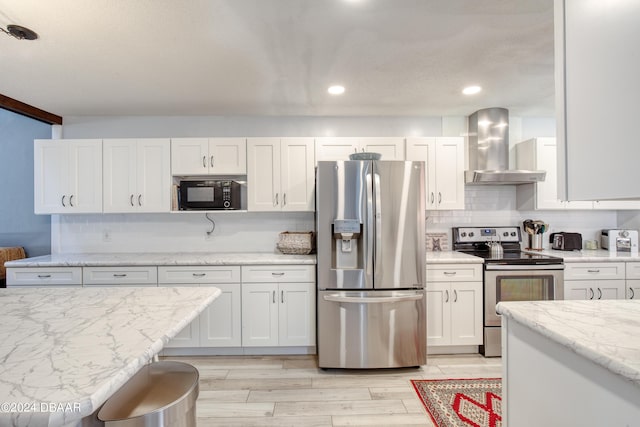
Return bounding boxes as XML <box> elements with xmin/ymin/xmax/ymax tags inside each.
<box><xmin>0</xmin><ymin>109</ymin><xmax>52</xmax><ymax>256</ymax></box>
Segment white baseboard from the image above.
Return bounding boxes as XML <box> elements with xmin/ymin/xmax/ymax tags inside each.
<box><xmin>427</xmin><ymin>345</ymin><xmax>479</xmax><ymax>355</ymax></box>
<box><xmin>160</xmin><ymin>346</ymin><xmax>317</xmax><ymax>357</ymax></box>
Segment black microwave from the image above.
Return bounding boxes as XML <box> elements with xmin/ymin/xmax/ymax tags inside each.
<box><xmin>179</xmin><ymin>180</ymin><xmax>241</xmax><ymax>210</ymax></box>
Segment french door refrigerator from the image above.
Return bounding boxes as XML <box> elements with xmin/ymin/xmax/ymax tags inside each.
<box><xmin>316</xmin><ymin>160</ymin><xmax>426</xmax><ymax>369</ymax></box>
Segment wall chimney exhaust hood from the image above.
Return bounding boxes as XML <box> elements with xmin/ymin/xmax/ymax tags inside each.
<box><xmin>465</xmin><ymin>108</ymin><xmax>546</xmax><ymax>185</ymax></box>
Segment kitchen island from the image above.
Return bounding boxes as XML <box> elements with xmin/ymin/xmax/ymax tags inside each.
<box><xmin>497</xmin><ymin>299</ymin><xmax>640</xmax><ymax>426</ymax></box>
<box><xmin>0</xmin><ymin>286</ymin><xmax>221</xmax><ymax>427</ymax></box>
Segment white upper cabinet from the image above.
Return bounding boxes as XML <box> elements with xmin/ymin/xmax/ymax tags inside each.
<box><xmin>34</xmin><ymin>139</ymin><xmax>103</xmax><ymax>214</ymax></box>
<box><xmin>315</xmin><ymin>137</ymin><xmax>405</xmax><ymax>161</ymax></box>
<box><xmin>406</xmin><ymin>137</ymin><xmax>464</xmax><ymax>210</ymax></box>
<box><xmin>103</xmin><ymin>138</ymin><xmax>171</xmax><ymax>213</ymax></box>
<box><xmin>171</xmin><ymin>138</ymin><xmax>246</xmax><ymax>175</ymax></box>
<box><xmin>246</xmin><ymin>138</ymin><xmax>315</xmax><ymax>212</ymax></box>
<box><xmin>516</xmin><ymin>138</ymin><xmax>640</xmax><ymax>210</ymax></box>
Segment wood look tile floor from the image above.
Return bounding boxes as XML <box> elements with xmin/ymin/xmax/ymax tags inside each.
<box><xmin>163</xmin><ymin>354</ymin><xmax>502</xmax><ymax>426</ymax></box>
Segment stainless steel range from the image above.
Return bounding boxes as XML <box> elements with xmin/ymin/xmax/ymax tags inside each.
<box><xmin>452</xmin><ymin>226</ymin><xmax>564</xmax><ymax>357</ymax></box>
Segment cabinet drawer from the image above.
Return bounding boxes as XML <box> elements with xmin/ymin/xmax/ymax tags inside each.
<box><xmin>626</xmin><ymin>262</ymin><xmax>640</xmax><ymax>279</ymax></box>
<box><xmin>564</xmin><ymin>262</ymin><xmax>625</xmax><ymax>280</ymax></box>
<box><xmin>426</xmin><ymin>264</ymin><xmax>482</xmax><ymax>282</ymax></box>
<box><xmin>6</xmin><ymin>267</ymin><xmax>82</xmax><ymax>286</ymax></box>
<box><xmin>83</xmin><ymin>266</ymin><xmax>158</xmax><ymax>285</ymax></box>
<box><xmin>242</xmin><ymin>265</ymin><xmax>315</xmax><ymax>283</ymax></box>
<box><xmin>158</xmin><ymin>266</ymin><xmax>241</xmax><ymax>284</ymax></box>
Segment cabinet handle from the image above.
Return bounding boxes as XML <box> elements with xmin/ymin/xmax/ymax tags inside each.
<box><xmin>38</xmin><ymin>274</ymin><xmax>51</xmax><ymax>278</ymax></box>
<box><xmin>61</xmin><ymin>195</ymin><xmax>66</xmax><ymax>207</ymax></box>
<box><xmin>281</xmin><ymin>290</ymin><xmax>284</xmax><ymax>303</ymax></box>
<box><xmin>630</xmin><ymin>287</ymin><xmax>635</xmax><ymax>299</ymax></box>
<box><xmin>438</xmin><ymin>192</ymin><xmax>442</xmax><ymax>204</ymax></box>
<box><xmin>113</xmin><ymin>274</ymin><xmax>127</xmax><ymax>277</ymax></box>
<box><xmin>354</xmin><ymin>147</ymin><xmax>358</xmax><ymax>153</ymax></box>
<box><xmin>272</xmin><ymin>290</ymin><xmax>276</xmax><ymax>304</ymax></box>
<box><xmin>430</xmin><ymin>192</ymin><xmax>434</xmax><ymax>204</ymax></box>
<box><xmin>589</xmin><ymin>288</ymin><xmax>594</xmax><ymax>300</ymax></box>
<box><xmin>445</xmin><ymin>290</ymin><xmax>449</xmax><ymax>303</ymax></box>
<box><xmin>597</xmin><ymin>288</ymin><xmax>602</xmax><ymax>300</ymax></box>
<box><xmin>137</xmin><ymin>194</ymin><xmax>142</xmax><ymax>206</ymax></box>
<box><xmin>192</xmin><ymin>273</ymin><xmax>206</xmax><ymax>277</ymax></box>
<box><xmin>443</xmin><ymin>271</ymin><xmax>457</xmax><ymax>276</ymax></box>
<box><xmin>587</xmin><ymin>269</ymin><xmax>600</xmax><ymax>273</ymax></box>
<box><xmin>130</xmin><ymin>194</ymin><xmax>134</xmax><ymax>206</ymax></box>
<box><xmin>210</xmin><ymin>155</ymin><xmax>214</xmax><ymax>168</ymax></box>
<box><xmin>69</xmin><ymin>195</ymin><xmax>74</xmax><ymax>207</ymax></box>
<box><xmin>283</xmin><ymin>193</ymin><xmax>286</xmax><ymax>206</ymax></box>
<box><xmin>453</xmin><ymin>289</ymin><xmax>458</xmax><ymax>302</ymax></box>
<box><xmin>274</xmin><ymin>193</ymin><xmax>279</xmax><ymax>207</ymax></box>
<box><xmin>203</xmin><ymin>156</ymin><xmax>207</xmax><ymax>168</ymax></box>
<box><xmin>271</xmin><ymin>272</ymin><xmax>285</xmax><ymax>276</ymax></box>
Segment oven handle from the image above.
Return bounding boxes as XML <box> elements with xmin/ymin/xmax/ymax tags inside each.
<box><xmin>485</xmin><ymin>264</ymin><xmax>564</xmax><ymax>271</ymax></box>
<box><xmin>323</xmin><ymin>293</ymin><xmax>423</xmax><ymax>304</ymax></box>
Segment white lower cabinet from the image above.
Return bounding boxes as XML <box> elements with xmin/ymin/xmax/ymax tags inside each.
<box><xmin>158</xmin><ymin>266</ymin><xmax>241</xmax><ymax>348</ymax></box>
<box><xmin>426</xmin><ymin>264</ymin><xmax>483</xmax><ymax>347</ymax></box>
<box><xmin>564</xmin><ymin>262</ymin><xmax>626</xmax><ymax>300</ymax></box>
<box><xmin>6</xmin><ymin>267</ymin><xmax>82</xmax><ymax>287</ymax></box>
<box><xmin>241</xmin><ymin>265</ymin><xmax>316</xmax><ymax>347</ymax></box>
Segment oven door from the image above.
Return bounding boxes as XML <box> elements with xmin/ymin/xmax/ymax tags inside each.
<box><xmin>484</xmin><ymin>265</ymin><xmax>564</xmax><ymax>326</ymax></box>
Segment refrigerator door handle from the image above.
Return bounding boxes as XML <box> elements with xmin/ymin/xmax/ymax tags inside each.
<box><xmin>374</xmin><ymin>172</ymin><xmax>382</xmax><ymax>268</ymax></box>
<box><xmin>323</xmin><ymin>293</ymin><xmax>423</xmax><ymax>304</ymax></box>
<box><xmin>366</xmin><ymin>172</ymin><xmax>374</xmax><ymax>276</ymax></box>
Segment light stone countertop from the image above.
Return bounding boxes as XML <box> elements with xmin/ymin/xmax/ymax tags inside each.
<box><xmin>523</xmin><ymin>248</ymin><xmax>640</xmax><ymax>262</ymax></box>
<box><xmin>4</xmin><ymin>252</ymin><xmax>317</xmax><ymax>268</ymax></box>
<box><xmin>497</xmin><ymin>299</ymin><xmax>640</xmax><ymax>388</ymax></box>
<box><xmin>0</xmin><ymin>287</ymin><xmax>221</xmax><ymax>427</ymax></box>
<box><xmin>426</xmin><ymin>251</ymin><xmax>484</xmax><ymax>264</ymax></box>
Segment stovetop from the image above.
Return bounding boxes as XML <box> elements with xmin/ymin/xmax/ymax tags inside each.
<box><xmin>452</xmin><ymin>226</ymin><xmax>563</xmax><ymax>265</ymax></box>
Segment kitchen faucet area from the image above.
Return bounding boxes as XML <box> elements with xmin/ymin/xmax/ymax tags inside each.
<box><xmin>1</xmin><ymin>1</ymin><xmax>640</xmax><ymax>426</ymax></box>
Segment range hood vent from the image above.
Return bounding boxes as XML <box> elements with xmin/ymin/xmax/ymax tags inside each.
<box><xmin>465</xmin><ymin>108</ymin><xmax>546</xmax><ymax>185</ymax></box>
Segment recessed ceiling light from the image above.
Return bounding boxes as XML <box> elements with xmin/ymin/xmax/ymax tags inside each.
<box><xmin>462</xmin><ymin>85</ymin><xmax>482</xmax><ymax>95</ymax></box>
<box><xmin>328</xmin><ymin>85</ymin><xmax>345</xmax><ymax>95</ymax></box>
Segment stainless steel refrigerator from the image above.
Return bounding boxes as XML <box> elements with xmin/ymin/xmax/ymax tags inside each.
<box><xmin>316</xmin><ymin>160</ymin><xmax>426</xmax><ymax>369</ymax></box>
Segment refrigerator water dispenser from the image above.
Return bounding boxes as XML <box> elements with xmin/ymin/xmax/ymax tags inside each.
<box><xmin>332</xmin><ymin>219</ymin><xmax>361</xmax><ymax>269</ymax></box>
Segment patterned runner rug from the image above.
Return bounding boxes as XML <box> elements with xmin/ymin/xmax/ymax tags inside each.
<box><xmin>411</xmin><ymin>378</ymin><xmax>502</xmax><ymax>427</ymax></box>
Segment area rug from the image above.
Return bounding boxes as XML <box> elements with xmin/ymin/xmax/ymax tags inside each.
<box><xmin>411</xmin><ymin>378</ymin><xmax>502</xmax><ymax>427</ymax></box>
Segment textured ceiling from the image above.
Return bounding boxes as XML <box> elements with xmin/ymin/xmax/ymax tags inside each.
<box><xmin>0</xmin><ymin>0</ymin><xmax>555</xmax><ymax>117</ymax></box>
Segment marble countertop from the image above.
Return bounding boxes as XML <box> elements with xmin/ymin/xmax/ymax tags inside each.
<box><xmin>4</xmin><ymin>252</ymin><xmax>317</xmax><ymax>268</ymax></box>
<box><xmin>497</xmin><ymin>299</ymin><xmax>640</xmax><ymax>388</ymax></box>
<box><xmin>426</xmin><ymin>251</ymin><xmax>484</xmax><ymax>264</ymax></box>
<box><xmin>523</xmin><ymin>248</ymin><xmax>640</xmax><ymax>262</ymax></box>
<box><xmin>0</xmin><ymin>287</ymin><xmax>221</xmax><ymax>427</ymax></box>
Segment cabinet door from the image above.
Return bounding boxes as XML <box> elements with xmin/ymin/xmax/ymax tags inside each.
<box><xmin>280</xmin><ymin>138</ymin><xmax>315</xmax><ymax>212</ymax></box>
<box><xmin>627</xmin><ymin>280</ymin><xmax>640</xmax><ymax>300</ymax></box>
<box><xmin>34</xmin><ymin>140</ymin><xmax>69</xmax><ymax>214</ymax></box>
<box><xmin>159</xmin><ymin>284</ymin><xmax>202</xmax><ymax>348</ymax></box>
<box><xmin>535</xmin><ymin>139</ymin><xmax>565</xmax><ymax>210</ymax></box>
<box><xmin>247</xmin><ymin>138</ymin><xmax>281</xmax><ymax>211</ymax></box>
<box><xmin>136</xmin><ymin>139</ymin><xmax>170</xmax><ymax>212</ymax></box>
<box><xmin>434</xmin><ymin>137</ymin><xmax>464</xmax><ymax>210</ymax></box>
<box><xmin>564</xmin><ymin>281</ymin><xmax>594</xmax><ymax>300</ymax></box>
<box><xmin>200</xmin><ymin>283</ymin><xmax>242</xmax><ymax>347</ymax></box>
<box><xmin>595</xmin><ymin>280</ymin><xmax>625</xmax><ymax>300</ymax></box>
<box><xmin>361</xmin><ymin>137</ymin><xmax>405</xmax><ymax>160</ymax></box>
<box><xmin>103</xmin><ymin>139</ymin><xmax>138</xmax><ymax>213</ymax></box>
<box><xmin>68</xmin><ymin>140</ymin><xmax>103</xmax><ymax>213</ymax></box>
<box><xmin>315</xmin><ymin>137</ymin><xmax>359</xmax><ymax>162</ymax></box>
<box><xmin>450</xmin><ymin>282</ymin><xmax>482</xmax><ymax>346</ymax></box>
<box><xmin>242</xmin><ymin>283</ymin><xmax>279</xmax><ymax>346</ymax></box>
<box><xmin>406</xmin><ymin>138</ymin><xmax>437</xmax><ymax>209</ymax></box>
<box><xmin>278</xmin><ymin>283</ymin><xmax>316</xmax><ymax>346</ymax></box>
<box><xmin>209</xmin><ymin>138</ymin><xmax>247</xmax><ymax>175</ymax></box>
<box><xmin>171</xmin><ymin>138</ymin><xmax>209</xmax><ymax>175</ymax></box>
<box><xmin>426</xmin><ymin>282</ymin><xmax>451</xmax><ymax>346</ymax></box>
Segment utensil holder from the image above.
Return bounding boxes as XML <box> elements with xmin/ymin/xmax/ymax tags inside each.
<box><xmin>527</xmin><ymin>234</ymin><xmax>543</xmax><ymax>250</ymax></box>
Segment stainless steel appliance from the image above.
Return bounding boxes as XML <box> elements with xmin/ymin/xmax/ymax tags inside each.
<box><xmin>452</xmin><ymin>226</ymin><xmax>564</xmax><ymax>357</ymax></box>
<box><xmin>178</xmin><ymin>180</ymin><xmax>241</xmax><ymax>210</ymax></box>
<box><xmin>316</xmin><ymin>160</ymin><xmax>426</xmax><ymax>369</ymax></box>
<box><xmin>601</xmin><ymin>229</ymin><xmax>639</xmax><ymax>252</ymax></box>
<box><xmin>550</xmin><ymin>232</ymin><xmax>583</xmax><ymax>251</ymax></box>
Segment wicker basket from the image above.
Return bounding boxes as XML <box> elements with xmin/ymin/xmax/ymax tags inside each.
<box><xmin>277</xmin><ymin>232</ymin><xmax>315</xmax><ymax>255</ymax></box>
